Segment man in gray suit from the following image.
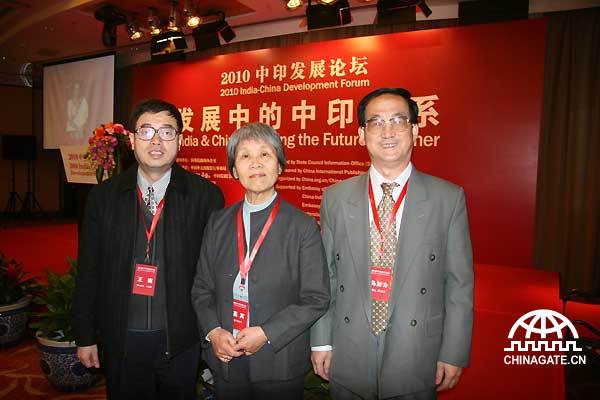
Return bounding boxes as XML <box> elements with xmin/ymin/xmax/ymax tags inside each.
<box><xmin>311</xmin><ymin>87</ymin><xmax>473</xmax><ymax>400</ymax></box>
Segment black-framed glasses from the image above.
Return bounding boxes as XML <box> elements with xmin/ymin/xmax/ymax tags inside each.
<box><xmin>365</xmin><ymin>116</ymin><xmax>412</xmax><ymax>132</ymax></box>
<box><xmin>135</xmin><ymin>126</ymin><xmax>179</xmax><ymax>141</ymax></box>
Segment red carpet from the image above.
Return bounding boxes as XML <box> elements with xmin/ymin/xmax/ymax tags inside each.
<box><xmin>0</xmin><ymin>334</ymin><xmax>106</xmax><ymax>399</ymax></box>
<box><xmin>5</xmin><ymin>224</ymin><xmax>600</xmax><ymax>399</ymax></box>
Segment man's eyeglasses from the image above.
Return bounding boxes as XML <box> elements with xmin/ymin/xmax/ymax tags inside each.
<box><xmin>364</xmin><ymin>116</ymin><xmax>412</xmax><ymax>132</ymax></box>
<box><xmin>135</xmin><ymin>126</ymin><xmax>179</xmax><ymax>141</ymax></box>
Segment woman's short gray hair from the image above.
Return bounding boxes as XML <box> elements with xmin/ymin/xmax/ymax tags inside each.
<box><xmin>226</xmin><ymin>122</ymin><xmax>286</xmax><ymax>177</ymax></box>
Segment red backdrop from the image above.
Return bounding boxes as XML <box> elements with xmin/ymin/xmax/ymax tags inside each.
<box><xmin>131</xmin><ymin>19</ymin><xmax>546</xmax><ymax>268</ymax></box>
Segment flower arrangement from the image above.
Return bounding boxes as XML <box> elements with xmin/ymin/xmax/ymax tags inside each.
<box><xmin>0</xmin><ymin>252</ymin><xmax>41</xmax><ymax>306</ymax></box>
<box><xmin>84</xmin><ymin>122</ymin><xmax>132</xmax><ymax>183</ymax></box>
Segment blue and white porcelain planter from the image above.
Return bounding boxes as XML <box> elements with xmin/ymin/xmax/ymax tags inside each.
<box><xmin>36</xmin><ymin>332</ymin><xmax>100</xmax><ymax>392</ymax></box>
<box><xmin>0</xmin><ymin>296</ymin><xmax>30</xmax><ymax>348</ymax></box>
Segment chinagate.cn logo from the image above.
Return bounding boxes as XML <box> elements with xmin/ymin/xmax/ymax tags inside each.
<box><xmin>503</xmin><ymin>309</ymin><xmax>587</xmax><ymax>365</ymax></box>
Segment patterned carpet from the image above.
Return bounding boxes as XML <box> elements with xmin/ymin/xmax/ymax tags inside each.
<box><xmin>0</xmin><ymin>335</ymin><xmax>106</xmax><ymax>400</ymax></box>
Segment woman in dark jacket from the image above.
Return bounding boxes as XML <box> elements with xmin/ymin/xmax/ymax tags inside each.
<box><xmin>191</xmin><ymin>122</ymin><xmax>330</xmax><ymax>399</ymax></box>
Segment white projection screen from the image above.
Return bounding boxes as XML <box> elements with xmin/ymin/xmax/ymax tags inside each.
<box><xmin>43</xmin><ymin>54</ymin><xmax>114</xmax><ymax>149</ymax></box>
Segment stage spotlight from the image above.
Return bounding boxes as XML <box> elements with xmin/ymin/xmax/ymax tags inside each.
<box><xmin>148</xmin><ymin>7</ymin><xmax>162</xmax><ymax>35</ymax></box>
<box><xmin>184</xmin><ymin>0</ymin><xmax>201</xmax><ymax>27</ymax></box>
<box><xmin>94</xmin><ymin>4</ymin><xmax>126</xmax><ymax>47</ymax></box>
<box><xmin>376</xmin><ymin>0</ymin><xmax>431</xmax><ymax>24</ymax></box>
<box><xmin>151</xmin><ymin>31</ymin><xmax>187</xmax><ymax>62</ymax></box>
<box><xmin>192</xmin><ymin>23</ymin><xmax>220</xmax><ymax>50</ymax></box>
<box><xmin>286</xmin><ymin>0</ymin><xmax>303</xmax><ymax>10</ymax></box>
<box><xmin>306</xmin><ymin>0</ymin><xmax>351</xmax><ymax>30</ymax></box>
<box><xmin>127</xmin><ymin>19</ymin><xmax>143</xmax><ymax>40</ymax></box>
<box><xmin>167</xmin><ymin>0</ymin><xmax>181</xmax><ymax>31</ymax></box>
<box><xmin>192</xmin><ymin>14</ymin><xmax>236</xmax><ymax>51</ymax></box>
<box><xmin>417</xmin><ymin>1</ymin><xmax>432</xmax><ymax>17</ymax></box>
<box><xmin>186</xmin><ymin>14</ymin><xmax>202</xmax><ymax>27</ymax></box>
<box><xmin>216</xmin><ymin>19</ymin><xmax>236</xmax><ymax>43</ymax></box>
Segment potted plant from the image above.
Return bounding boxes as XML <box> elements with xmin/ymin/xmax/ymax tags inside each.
<box><xmin>0</xmin><ymin>252</ymin><xmax>41</xmax><ymax>348</ymax></box>
<box><xmin>304</xmin><ymin>371</ymin><xmax>330</xmax><ymax>400</ymax></box>
<box><xmin>29</xmin><ymin>258</ymin><xmax>99</xmax><ymax>392</ymax></box>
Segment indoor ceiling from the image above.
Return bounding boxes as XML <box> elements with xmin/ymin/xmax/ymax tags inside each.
<box><xmin>0</xmin><ymin>0</ymin><xmax>373</xmax><ymax>65</ymax></box>
<box><xmin>0</xmin><ymin>0</ymin><xmax>598</xmax><ymax>75</ymax></box>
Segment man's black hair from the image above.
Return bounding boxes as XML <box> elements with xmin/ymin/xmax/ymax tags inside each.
<box><xmin>357</xmin><ymin>88</ymin><xmax>419</xmax><ymax>126</ymax></box>
<box><xmin>129</xmin><ymin>99</ymin><xmax>183</xmax><ymax>133</ymax></box>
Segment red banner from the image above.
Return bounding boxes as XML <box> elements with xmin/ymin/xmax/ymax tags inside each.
<box><xmin>132</xmin><ymin>19</ymin><xmax>546</xmax><ymax>267</ymax></box>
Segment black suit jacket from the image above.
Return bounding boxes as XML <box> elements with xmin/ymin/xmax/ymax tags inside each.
<box><xmin>191</xmin><ymin>197</ymin><xmax>330</xmax><ymax>382</ymax></box>
<box><xmin>73</xmin><ymin>163</ymin><xmax>224</xmax><ymax>358</ymax></box>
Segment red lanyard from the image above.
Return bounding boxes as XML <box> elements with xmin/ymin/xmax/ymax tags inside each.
<box><xmin>137</xmin><ymin>187</ymin><xmax>165</xmax><ymax>259</ymax></box>
<box><xmin>368</xmin><ymin>177</ymin><xmax>409</xmax><ymax>251</ymax></box>
<box><xmin>237</xmin><ymin>197</ymin><xmax>281</xmax><ymax>284</ymax></box>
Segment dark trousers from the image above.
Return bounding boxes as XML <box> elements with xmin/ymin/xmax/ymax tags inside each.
<box><xmin>104</xmin><ymin>330</ymin><xmax>200</xmax><ymax>400</ymax></box>
<box><xmin>214</xmin><ymin>356</ymin><xmax>304</xmax><ymax>400</ymax></box>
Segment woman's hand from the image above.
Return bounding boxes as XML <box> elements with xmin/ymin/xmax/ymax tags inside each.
<box><xmin>234</xmin><ymin>326</ymin><xmax>268</xmax><ymax>355</ymax></box>
<box><xmin>208</xmin><ymin>327</ymin><xmax>243</xmax><ymax>362</ymax></box>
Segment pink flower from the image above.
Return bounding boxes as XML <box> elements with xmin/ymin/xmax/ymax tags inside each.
<box><xmin>113</xmin><ymin>124</ymin><xmax>124</xmax><ymax>133</ymax></box>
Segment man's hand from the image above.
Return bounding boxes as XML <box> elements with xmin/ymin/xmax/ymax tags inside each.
<box><xmin>208</xmin><ymin>328</ymin><xmax>243</xmax><ymax>363</ymax></box>
<box><xmin>233</xmin><ymin>326</ymin><xmax>268</xmax><ymax>355</ymax></box>
<box><xmin>311</xmin><ymin>350</ymin><xmax>332</xmax><ymax>381</ymax></box>
<box><xmin>435</xmin><ymin>361</ymin><xmax>463</xmax><ymax>391</ymax></box>
<box><xmin>77</xmin><ymin>344</ymin><xmax>100</xmax><ymax>368</ymax></box>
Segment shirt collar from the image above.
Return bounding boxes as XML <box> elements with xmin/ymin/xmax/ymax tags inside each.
<box><xmin>369</xmin><ymin>162</ymin><xmax>412</xmax><ymax>200</ymax></box>
<box><xmin>137</xmin><ymin>168</ymin><xmax>172</xmax><ymax>203</ymax></box>
<box><xmin>243</xmin><ymin>191</ymin><xmax>278</xmax><ymax>214</ymax></box>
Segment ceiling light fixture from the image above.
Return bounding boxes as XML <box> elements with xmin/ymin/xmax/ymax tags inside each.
<box><xmin>94</xmin><ymin>4</ymin><xmax>126</xmax><ymax>47</ymax></box>
<box><xmin>192</xmin><ymin>12</ymin><xmax>236</xmax><ymax>51</ymax></box>
<box><xmin>376</xmin><ymin>0</ymin><xmax>431</xmax><ymax>24</ymax></box>
<box><xmin>286</xmin><ymin>0</ymin><xmax>303</xmax><ymax>10</ymax></box>
<box><xmin>306</xmin><ymin>0</ymin><xmax>351</xmax><ymax>30</ymax></box>
<box><xmin>167</xmin><ymin>0</ymin><xmax>181</xmax><ymax>32</ymax></box>
<box><xmin>148</xmin><ymin>7</ymin><xmax>162</xmax><ymax>36</ymax></box>
<box><xmin>183</xmin><ymin>0</ymin><xmax>202</xmax><ymax>27</ymax></box>
<box><xmin>127</xmin><ymin>13</ymin><xmax>143</xmax><ymax>40</ymax></box>
<box><xmin>127</xmin><ymin>22</ymin><xmax>143</xmax><ymax>40</ymax></box>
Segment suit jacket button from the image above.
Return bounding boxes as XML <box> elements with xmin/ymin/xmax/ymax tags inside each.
<box><xmin>420</xmin><ymin>288</ymin><xmax>427</xmax><ymax>295</ymax></box>
<box><xmin>344</xmin><ymin>316</ymin><xmax>350</xmax><ymax>323</ymax></box>
<box><xmin>410</xmin><ymin>320</ymin><xmax>417</xmax><ymax>327</ymax></box>
<box><xmin>336</xmin><ymin>254</ymin><xmax>340</xmax><ymax>261</ymax></box>
<box><xmin>429</xmin><ymin>253</ymin><xmax>436</xmax><ymax>261</ymax></box>
<box><xmin>340</xmin><ymin>285</ymin><xmax>344</xmax><ymax>292</ymax></box>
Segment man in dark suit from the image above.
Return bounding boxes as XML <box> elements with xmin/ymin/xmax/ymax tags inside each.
<box><xmin>73</xmin><ymin>99</ymin><xmax>224</xmax><ymax>399</ymax></box>
<box><xmin>311</xmin><ymin>88</ymin><xmax>473</xmax><ymax>400</ymax></box>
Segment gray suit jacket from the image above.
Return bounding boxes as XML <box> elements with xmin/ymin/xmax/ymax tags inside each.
<box><xmin>192</xmin><ymin>198</ymin><xmax>330</xmax><ymax>382</ymax></box>
<box><xmin>311</xmin><ymin>167</ymin><xmax>473</xmax><ymax>398</ymax></box>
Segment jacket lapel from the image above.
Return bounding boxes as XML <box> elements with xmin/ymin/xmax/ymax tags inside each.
<box><xmin>342</xmin><ymin>174</ymin><xmax>372</xmax><ymax>323</ymax></box>
<box><xmin>388</xmin><ymin>168</ymin><xmax>430</xmax><ymax>319</ymax></box>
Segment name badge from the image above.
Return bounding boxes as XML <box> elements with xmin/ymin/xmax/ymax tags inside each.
<box><xmin>370</xmin><ymin>266</ymin><xmax>392</xmax><ymax>302</ymax></box>
<box><xmin>132</xmin><ymin>263</ymin><xmax>158</xmax><ymax>296</ymax></box>
<box><xmin>232</xmin><ymin>299</ymin><xmax>249</xmax><ymax>332</ymax></box>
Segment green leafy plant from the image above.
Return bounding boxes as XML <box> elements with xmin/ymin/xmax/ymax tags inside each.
<box><xmin>30</xmin><ymin>258</ymin><xmax>78</xmax><ymax>342</ymax></box>
<box><xmin>0</xmin><ymin>252</ymin><xmax>42</xmax><ymax>306</ymax></box>
<box><xmin>304</xmin><ymin>371</ymin><xmax>330</xmax><ymax>400</ymax></box>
